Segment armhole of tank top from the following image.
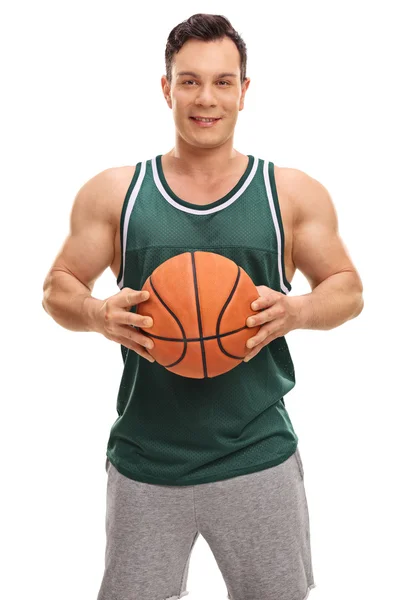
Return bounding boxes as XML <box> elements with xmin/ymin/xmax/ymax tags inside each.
<box><xmin>116</xmin><ymin>162</ymin><xmax>142</xmax><ymax>289</ymax></box>
<box><xmin>265</xmin><ymin>160</ymin><xmax>292</xmax><ymax>294</ymax></box>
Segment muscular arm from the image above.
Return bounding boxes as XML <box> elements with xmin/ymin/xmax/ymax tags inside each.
<box><xmin>42</xmin><ymin>168</ymin><xmax>119</xmax><ymax>332</ymax></box>
<box><xmin>287</xmin><ymin>169</ymin><xmax>364</xmax><ymax>330</ymax></box>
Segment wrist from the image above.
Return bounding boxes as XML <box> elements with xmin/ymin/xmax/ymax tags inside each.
<box><xmin>288</xmin><ymin>294</ymin><xmax>311</xmax><ymax>330</ymax></box>
<box><xmin>82</xmin><ymin>296</ymin><xmax>104</xmax><ymax>333</ymax></box>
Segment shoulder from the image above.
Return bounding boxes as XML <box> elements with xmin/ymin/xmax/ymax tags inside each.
<box><xmin>77</xmin><ymin>165</ymin><xmax>137</xmax><ymax>226</ymax></box>
<box><xmin>272</xmin><ymin>164</ymin><xmax>325</xmax><ymax>198</ymax></box>
<box><xmin>86</xmin><ymin>164</ymin><xmax>137</xmax><ymax>193</ymax></box>
<box><xmin>79</xmin><ymin>165</ymin><xmax>137</xmax><ymax>198</ymax></box>
<box><xmin>272</xmin><ymin>164</ymin><xmax>337</xmax><ymax>226</ymax></box>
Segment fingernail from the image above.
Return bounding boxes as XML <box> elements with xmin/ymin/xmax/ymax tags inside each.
<box><xmin>248</xmin><ymin>318</ymin><xmax>255</xmax><ymax>326</ymax></box>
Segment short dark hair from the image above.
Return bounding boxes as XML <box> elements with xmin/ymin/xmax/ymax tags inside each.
<box><xmin>165</xmin><ymin>13</ymin><xmax>247</xmax><ymax>86</ymax></box>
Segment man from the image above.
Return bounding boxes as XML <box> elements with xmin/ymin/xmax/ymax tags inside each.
<box><xmin>42</xmin><ymin>12</ymin><xmax>363</xmax><ymax>600</ymax></box>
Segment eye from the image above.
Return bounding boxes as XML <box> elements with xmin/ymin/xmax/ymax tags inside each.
<box><xmin>182</xmin><ymin>80</ymin><xmax>230</xmax><ymax>86</ymax></box>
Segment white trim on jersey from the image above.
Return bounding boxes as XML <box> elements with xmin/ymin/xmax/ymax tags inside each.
<box><xmin>151</xmin><ymin>155</ymin><xmax>259</xmax><ymax>215</ymax></box>
<box><xmin>262</xmin><ymin>161</ymin><xmax>291</xmax><ymax>295</ymax></box>
<box><xmin>117</xmin><ymin>161</ymin><xmax>147</xmax><ymax>290</ymax></box>
<box><xmin>117</xmin><ymin>156</ymin><xmax>289</xmax><ymax>296</ymax></box>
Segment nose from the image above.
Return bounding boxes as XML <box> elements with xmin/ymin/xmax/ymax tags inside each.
<box><xmin>194</xmin><ymin>83</ymin><xmax>218</xmax><ymax>107</ymax></box>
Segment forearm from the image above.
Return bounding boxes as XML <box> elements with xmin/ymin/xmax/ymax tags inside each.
<box><xmin>42</xmin><ymin>270</ymin><xmax>103</xmax><ymax>332</ymax></box>
<box><xmin>290</xmin><ymin>271</ymin><xmax>364</xmax><ymax>331</ymax></box>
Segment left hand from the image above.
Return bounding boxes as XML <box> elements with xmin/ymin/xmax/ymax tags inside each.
<box><xmin>244</xmin><ymin>285</ymin><xmax>298</xmax><ymax>361</ymax></box>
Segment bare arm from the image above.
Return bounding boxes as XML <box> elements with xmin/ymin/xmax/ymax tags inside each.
<box><xmin>287</xmin><ymin>169</ymin><xmax>364</xmax><ymax>330</ymax></box>
<box><xmin>42</xmin><ymin>168</ymin><xmax>124</xmax><ymax>332</ymax></box>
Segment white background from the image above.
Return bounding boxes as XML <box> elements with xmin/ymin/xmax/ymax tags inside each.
<box><xmin>2</xmin><ymin>1</ymin><xmax>399</xmax><ymax>599</ymax></box>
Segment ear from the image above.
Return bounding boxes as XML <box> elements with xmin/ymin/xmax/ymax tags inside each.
<box><xmin>161</xmin><ymin>75</ymin><xmax>172</xmax><ymax>108</ymax></box>
<box><xmin>239</xmin><ymin>77</ymin><xmax>251</xmax><ymax>111</ymax></box>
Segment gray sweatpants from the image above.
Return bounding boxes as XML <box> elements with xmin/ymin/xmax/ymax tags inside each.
<box><xmin>97</xmin><ymin>447</ymin><xmax>315</xmax><ymax>600</ymax></box>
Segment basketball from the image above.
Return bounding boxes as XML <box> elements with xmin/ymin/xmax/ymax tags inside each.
<box><xmin>135</xmin><ymin>251</ymin><xmax>262</xmax><ymax>378</ymax></box>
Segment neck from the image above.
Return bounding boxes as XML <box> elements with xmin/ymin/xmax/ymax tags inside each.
<box><xmin>166</xmin><ymin>142</ymin><xmax>242</xmax><ymax>179</ymax></box>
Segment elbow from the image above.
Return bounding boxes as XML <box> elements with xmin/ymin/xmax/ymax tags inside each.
<box><xmin>351</xmin><ymin>271</ymin><xmax>364</xmax><ymax>319</ymax></box>
<box><xmin>352</xmin><ymin>291</ymin><xmax>364</xmax><ymax>319</ymax></box>
<box><xmin>42</xmin><ymin>281</ymin><xmax>53</xmax><ymax>315</ymax></box>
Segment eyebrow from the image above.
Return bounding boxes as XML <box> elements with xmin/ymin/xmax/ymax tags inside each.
<box><xmin>176</xmin><ymin>71</ymin><xmax>238</xmax><ymax>78</ymax></box>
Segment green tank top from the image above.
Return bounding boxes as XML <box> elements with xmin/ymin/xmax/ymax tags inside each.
<box><xmin>106</xmin><ymin>154</ymin><xmax>298</xmax><ymax>485</ymax></box>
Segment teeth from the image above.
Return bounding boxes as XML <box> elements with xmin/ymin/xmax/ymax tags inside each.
<box><xmin>193</xmin><ymin>117</ymin><xmax>217</xmax><ymax>122</ymax></box>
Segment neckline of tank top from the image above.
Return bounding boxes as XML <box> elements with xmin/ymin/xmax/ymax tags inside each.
<box><xmin>153</xmin><ymin>154</ymin><xmax>256</xmax><ymax>211</ymax></box>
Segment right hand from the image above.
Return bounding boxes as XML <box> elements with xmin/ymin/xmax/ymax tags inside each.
<box><xmin>95</xmin><ymin>288</ymin><xmax>155</xmax><ymax>362</ymax></box>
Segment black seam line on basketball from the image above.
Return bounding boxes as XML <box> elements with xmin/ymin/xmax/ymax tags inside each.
<box><xmin>148</xmin><ymin>275</ymin><xmax>188</xmax><ymax>369</ymax></box>
<box><xmin>215</xmin><ymin>264</ymin><xmax>244</xmax><ymax>360</ymax></box>
<box><xmin>191</xmin><ymin>251</ymin><xmax>208</xmax><ymax>378</ymax></box>
<box><xmin>138</xmin><ymin>324</ymin><xmax>248</xmax><ymax>342</ymax></box>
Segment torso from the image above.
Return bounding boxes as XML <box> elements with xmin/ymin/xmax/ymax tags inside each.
<box><xmin>109</xmin><ymin>155</ymin><xmax>296</xmax><ymax>286</ymax></box>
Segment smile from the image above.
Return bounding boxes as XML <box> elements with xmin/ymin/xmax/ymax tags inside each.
<box><xmin>189</xmin><ymin>117</ymin><xmax>221</xmax><ymax>127</ymax></box>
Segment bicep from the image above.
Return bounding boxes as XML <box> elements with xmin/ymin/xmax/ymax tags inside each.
<box><xmin>291</xmin><ymin>171</ymin><xmax>359</xmax><ymax>290</ymax></box>
<box><xmin>44</xmin><ymin>170</ymin><xmax>116</xmax><ymax>292</ymax></box>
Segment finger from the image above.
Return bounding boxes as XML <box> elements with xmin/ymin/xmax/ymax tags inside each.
<box><xmin>119</xmin><ymin>288</ymin><xmax>150</xmax><ymax>308</ymax></box>
<box><xmin>247</xmin><ymin>325</ymin><xmax>279</xmax><ymax>348</ymax></box>
<box><xmin>132</xmin><ymin>343</ymin><xmax>155</xmax><ymax>362</ymax></box>
<box><xmin>255</xmin><ymin>285</ymin><xmax>275</xmax><ymax>295</ymax></box>
<box><xmin>244</xmin><ymin>338</ymin><xmax>272</xmax><ymax>361</ymax></box>
<box><xmin>244</xmin><ymin>346</ymin><xmax>261</xmax><ymax>362</ymax></box>
<box><xmin>117</xmin><ymin>310</ymin><xmax>154</xmax><ymax>329</ymax></box>
<box><xmin>117</xmin><ymin>324</ymin><xmax>154</xmax><ymax>350</ymax></box>
<box><xmin>251</xmin><ymin>296</ymin><xmax>276</xmax><ymax>311</ymax></box>
<box><xmin>118</xmin><ymin>338</ymin><xmax>155</xmax><ymax>362</ymax></box>
<box><xmin>250</xmin><ymin>297</ymin><xmax>262</xmax><ymax>310</ymax></box>
<box><xmin>247</xmin><ymin>307</ymin><xmax>280</xmax><ymax>327</ymax></box>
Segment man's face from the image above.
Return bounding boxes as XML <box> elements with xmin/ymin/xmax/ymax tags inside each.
<box><xmin>161</xmin><ymin>37</ymin><xmax>250</xmax><ymax>149</ymax></box>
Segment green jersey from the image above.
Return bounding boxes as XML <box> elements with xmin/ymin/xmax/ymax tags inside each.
<box><xmin>106</xmin><ymin>154</ymin><xmax>298</xmax><ymax>485</ymax></box>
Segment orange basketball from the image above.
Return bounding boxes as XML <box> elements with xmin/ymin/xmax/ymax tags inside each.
<box><xmin>136</xmin><ymin>251</ymin><xmax>262</xmax><ymax>379</ymax></box>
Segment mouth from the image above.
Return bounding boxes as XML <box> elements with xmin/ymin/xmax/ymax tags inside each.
<box><xmin>189</xmin><ymin>116</ymin><xmax>222</xmax><ymax>127</ymax></box>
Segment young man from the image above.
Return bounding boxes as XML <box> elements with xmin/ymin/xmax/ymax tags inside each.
<box><xmin>42</xmin><ymin>13</ymin><xmax>363</xmax><ymax>600</ymax></box>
